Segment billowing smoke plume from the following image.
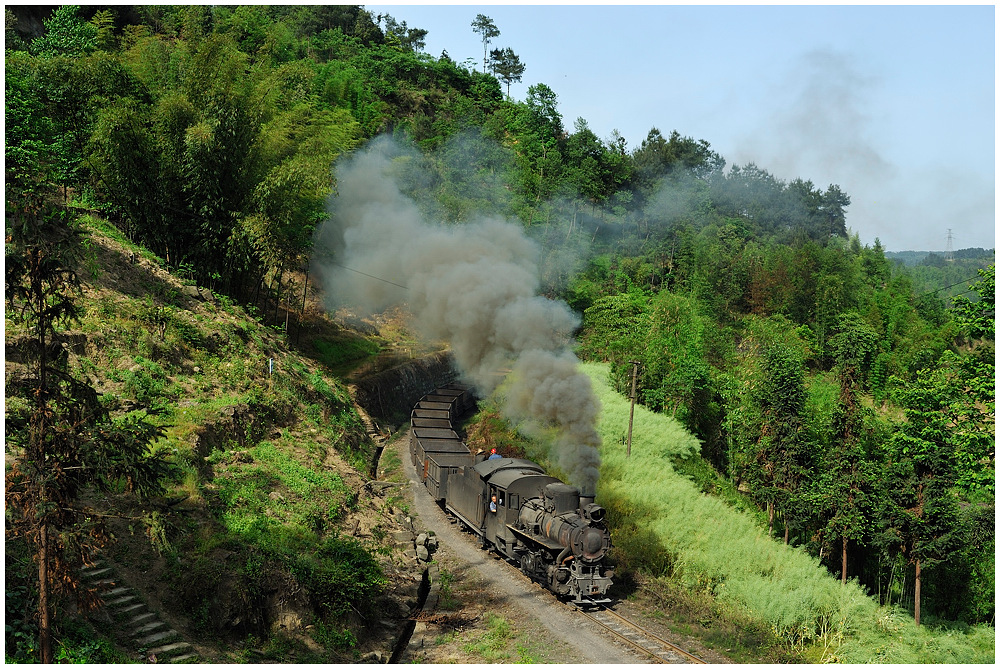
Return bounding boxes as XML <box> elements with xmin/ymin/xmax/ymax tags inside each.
<box><xmin>314</xmin><ymin>137</ymin><xmax>602</xmax><ymax>492</ymax></box>
<box><xmin>507</xmin><ymin>350</ymin><xmax>602</xmax><ymax>491</ymax></box>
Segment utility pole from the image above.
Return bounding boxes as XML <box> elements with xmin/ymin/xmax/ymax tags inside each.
<box><xmin>626</xmin><ymin>360</ymin><xmax>639</xmax><ymax>458</ymax></box>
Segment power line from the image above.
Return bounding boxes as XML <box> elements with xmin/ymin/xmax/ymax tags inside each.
<box><xmin>328</xmin><ymin>261</ymin><xmax>408</xmax><ymax>290</ymax></box>
<box><xmin>918</xmin><ymin>274</ymin><xmax>984</xmax><ymax>297</ymax></box>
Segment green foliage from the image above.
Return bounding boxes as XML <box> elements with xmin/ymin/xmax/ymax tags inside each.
<box><xmin>54</xmin><ymin>627</ymin><xmax>128</xmax><ymax>664</ymax></box>
<box><xmin>436</xmin><ymin>569</ymin><xmax>460</xmax><ymax>611</ymax></box>
<box><xmin>876</xmin><ymin>348</ymin><xmax>992</xmax><ymax>624</ymax></box>
<box><xmin>86</xmin><ymin>30</ymin><xmax>363</xmax><ymax>296</ymax></box>
<box><xmin>312</xmin><ymin>335</ymin><xmax>381</xmax><ymax>369</ymax></box>
<box><xmin>31</xmin><ymin>6</ymin><xmax>97</xmax><ymax>58</ymax></box>
<box><xmin>463</xmin><ymin>613</ymin><xmax>514</xmax><ymax>662</ymax></box>
<box><xmin>582</xmin><ymin>363</ymin><xmax>993</xmax><ymax>662</ymax></box>
<box><xmin>470</xmin><ymin>14</ymin><xmax>500</xmax><ymax>73</ymax></box>
<box><xmin>5</xmin><ymin>52</ymin><xmax>56</xmax><ymax>192</ymax></box>
<box><xmin>310</xmin><ymin>620</ymin><xmax>357</xmax><ymax>651</ymax></box>
<box><xmin>950</xmin><ymin>265</ymin><xmax>995</xmax><ymax>339</ymax></box>
<box><xmin>488</xmin><ymin>47</ymin><xmax>525</xmax><ymax>95</ymax></box>
<box><xmin>295</xmin><ymin>535</ymin><xmax>386</xmax><ymax>618</ymax></box>
<box><xmin>830</xmin><ymin>312</ymin><xmax>880</xmax><ymax>390</ymax></box>
<box><xmin>5</xmin><ymin>548</ymin><xmax>39</xmax><ymax>664</ymax></box>
<box><xmin>121</xmin><ymin>356</ymin><xmax>170</xmax><ymax>405</ymax></box>
<box><xmin>631</xmin><ymin>128</ymin><xmax>724</xmax><ymax>205</ymax></box>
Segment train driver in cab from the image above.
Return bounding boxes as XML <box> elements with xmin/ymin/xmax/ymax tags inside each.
<box><xmin>488</xmin><ymin>448</ymin><xmax>502</xmax><ymax>460</ymax></box>
<box><xmin>490</xmin><ymin>494</ymin><xmax>498</xmax><ymax>513</ymax></box>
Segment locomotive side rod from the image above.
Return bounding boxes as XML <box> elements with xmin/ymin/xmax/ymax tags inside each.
<box><xmin>577</xmin><ymin>607</ymin><xmax>706</xmax><ymax>664</ymax></box>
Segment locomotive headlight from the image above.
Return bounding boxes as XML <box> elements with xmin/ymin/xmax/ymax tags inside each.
<box><xmin>582</xmin><ymin>503</ymin><xmax>605</xmax><ymax>523</ymax></box>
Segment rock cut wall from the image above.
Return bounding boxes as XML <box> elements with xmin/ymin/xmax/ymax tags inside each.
<box><xmin>351</xmin><ymin>351</ymin><xmax>457</xmax><ymax>422</ymax></box>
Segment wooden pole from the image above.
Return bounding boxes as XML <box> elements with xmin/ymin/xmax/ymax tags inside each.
<box><xmin>626</xmin><ymin>360</ymin><xmax>639</xmax><ymax>458</ymax></box>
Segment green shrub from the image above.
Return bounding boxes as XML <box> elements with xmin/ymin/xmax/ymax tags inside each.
<box><xmin>463</xmin><ymin>613</ymin><xmax>513</xmax><ymax>661</ymax></box>
<box><xmin>437</xmin><ymin>569</ymin><xmax>460</xmax><ymax>611</ymax></box>
<box><xmin>294</xmin><ymin>536</ymin><xmax>385</xmax><ymax>618</ymax></box>
<box><xmin>311</xmin><ymin>620</ymin><xmax>357</xmax><ymax>651</ymax></box>
<box><xmin>171</xmin><ymin>317</ymin><xmax>203</xmax><ymax>348</ymax></box>
<box><xmin>5</xmin><ymin>552</ymin><xmax>38</xmax><ymax>664</ymax></box>
<box><xmin>312</xmin><ymin>336</ymin><xmax>381</xmax><ymax>369</ymax></box>
<box><xmin>122</xmin><ymin>356</ymin><xmax>169</xmax><ymax>404</ymax></box>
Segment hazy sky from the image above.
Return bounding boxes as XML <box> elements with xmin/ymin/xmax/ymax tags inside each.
<box><xmin>365</xmin><ymin>3</ymin><xmax>995</xmax><ymax>252</ymax></box>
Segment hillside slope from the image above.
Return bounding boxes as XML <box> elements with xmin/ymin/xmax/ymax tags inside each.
<box><xmin>5</xmin><ymin>212</ymin><xmax>437</xmax><ymax>662</ymax></box>
<box><xmin>571</xmin><ymin>362</ymin><xmax>994</xmax><ymax>664</ymax></box>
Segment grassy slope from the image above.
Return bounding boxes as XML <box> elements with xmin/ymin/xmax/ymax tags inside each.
<box><xmin>579</xmin><ymin>362</ymin><xmax>994</xmax><ymax>664</ymax></box>
<box><xmin>6</xmin><ymin>213</ymin><xmax>421</xmax><ymax>661</ymax></box>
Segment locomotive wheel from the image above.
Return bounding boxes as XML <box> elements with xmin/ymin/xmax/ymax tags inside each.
<box><xmin>520</xmin><ymin>554</ymin><xmax>531</xmax><ymax>575</ymax></box>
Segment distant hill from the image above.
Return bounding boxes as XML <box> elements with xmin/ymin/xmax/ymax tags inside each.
<box><xmin>886</xmin><ymin>247</ymin><xmax>995</xmax><ymax>267</ymax></box>
<box><xmin>883</xmin><ymin>248</ymin><xmax>994</xmax><ymax>303</ymax></box>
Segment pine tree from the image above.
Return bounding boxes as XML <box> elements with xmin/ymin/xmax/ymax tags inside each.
<box><xmin>5</xmin><ymin>192</ymin><xmax>169</xmax><ymax>662</ymax></box>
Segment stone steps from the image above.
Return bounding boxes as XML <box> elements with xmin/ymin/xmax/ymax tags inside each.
<box><xmin>80</xmin><ymin>559</ymin><xmax>199</xmax><ymax>663</ymax></box>
<box><xmin>169</xmin><ymin>652</ymin><xmax>199</xmax><ymax>663</ymax></box>
<box><xmin>138</xmin><ymin>629</ymin><xmax>180</xmax><ymax>647</ymax></box>
<box><xmin>133</xmin><ymin>620</ymin><xmax>168</xmax><ymax>637</ymax></box>
<box><xmin>129</xmin><ymin>612</ymin><xmax>157</xmax><ymax>627</ymax></box>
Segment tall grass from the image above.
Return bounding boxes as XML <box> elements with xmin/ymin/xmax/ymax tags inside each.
<box><xmin>581</xmin><ymin>362</ymin><xmax>994</xmax><ymax>663</ymax></box>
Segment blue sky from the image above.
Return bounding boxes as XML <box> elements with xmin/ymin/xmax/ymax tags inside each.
<box><xmin>365</xmin><ymin>3</ymin><xmax>995</xmax><ymax>252</ymax></box>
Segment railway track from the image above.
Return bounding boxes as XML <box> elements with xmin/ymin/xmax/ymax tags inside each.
<box><xmin>578</xmin><ymin>606</ymin><xmax>706</xmax><ymax>664</ymax></box>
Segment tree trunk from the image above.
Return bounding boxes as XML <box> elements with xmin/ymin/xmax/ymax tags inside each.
<box><xmin>914</xmin><ymin>480</ymin><xmax>924</xmax><ymax>625</ymax></box>
<box><xmin>273</xmin><ymin>264</ymin><xmax>284</xmax><ymax>325</ymax></box>
<box><xmin>39</xmin><ymin>523</ymin><xmax>52</xmax><ymax>664</ymax></box>
<box><xmin>252</xmin><ymin>272</ymin><xmax>264</xmax><ymax>313</ymax></box>
<box><xmin>33</xmin><ymin>267</ymin><xmax>53</xmax><ymax>664</ymax></box>
<box><xmin>842</xmin><ymin>535</ymin><xmax>848</xmax><ymax>585</ymax></box>
<box><xmin>297</xmin><ymin>263</ymin><xmax>309</xmax><ymax>345</ymax></box>
<box><xmin>784</xmin><ymin>521</ymin><xmax>789</xmax><ymax>545</ymax></box>
<box><xmin>767</xmin><ymin>501</ymin><xmax>774</xmax><ymax>537</ymax></box>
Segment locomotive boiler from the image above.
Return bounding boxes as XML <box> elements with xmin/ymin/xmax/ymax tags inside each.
<box><xmin>409</xmin><ymin>385</ymin><xmax>614</xmax><ymax>605</ymax></box>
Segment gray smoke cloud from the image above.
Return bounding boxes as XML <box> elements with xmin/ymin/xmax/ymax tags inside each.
<box><xmin>314</xmin><ymin>136</ymin><xmax>602</xmax><ymax>492</ymax></box>
<box><xmin>507</xmin><ymin>350</ymin><xmax>602</xmax><ymax>490</ymax></box>
<box><xmin>729</xmin><ymin>48</ymin><xmax>993</xmax><ymax>252</ymax></box>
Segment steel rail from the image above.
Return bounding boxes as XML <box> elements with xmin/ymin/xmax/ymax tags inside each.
<box><xmin>578</xmin><ymin>606</ymin><xmax>707</xmax><ymax>664</ymax></box>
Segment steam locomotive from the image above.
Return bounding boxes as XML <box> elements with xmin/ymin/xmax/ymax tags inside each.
<box><xmin>409</xmin><ymin>385</ymin><xmax>613</xmax><ymax>605</ymax></box>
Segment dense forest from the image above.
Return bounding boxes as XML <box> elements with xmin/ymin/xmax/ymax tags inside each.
<box><xmin>6</xmin><ymin>4</ymin><xmax>994</xmax><ymax>663</ymax></box>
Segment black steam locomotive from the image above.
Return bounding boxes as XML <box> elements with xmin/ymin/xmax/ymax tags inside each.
<box><xmin>409</xmin><ymin>385</ymin><xmax>613</xmax><ymax>605</ymax></box>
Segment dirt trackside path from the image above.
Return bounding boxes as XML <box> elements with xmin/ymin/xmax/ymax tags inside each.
<box><xmin>396</xmin><ymin>432</ymin><xmax>644</xmax><ymax>664</ymax></box>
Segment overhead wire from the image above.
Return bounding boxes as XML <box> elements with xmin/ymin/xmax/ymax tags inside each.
<box><xmin>327</xmin><ymin>261</ymin><xmax>409</xmax><ymax>289</ymax></box>
<box><xmin>918</xmin><ymin>274</ymin><xmax>987</xmax><ymax>297</ymax></box>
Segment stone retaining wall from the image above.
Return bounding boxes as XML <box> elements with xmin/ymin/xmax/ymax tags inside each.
<box><xmin>351</xmin><ymin>351</ymin><xmax>458</xmax><ymax>422</ymax></box>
